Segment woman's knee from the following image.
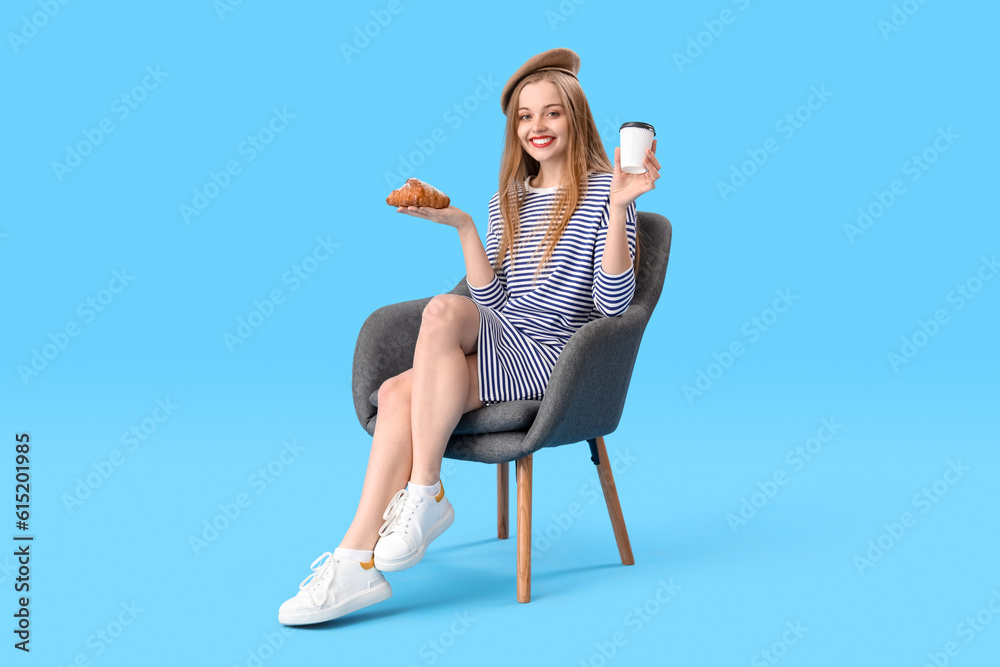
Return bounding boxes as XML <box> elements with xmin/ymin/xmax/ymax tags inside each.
<box><xmin>421</xmin><ymin>295</ymin><xmax>479</xmax><ymax>353</ymax></box>
<box><xmin>421</xmin><ymin>295</ymin><xmax>464</xmax><ymax>327</ymax></box>
<box><xmin>377</xmin><ymin>370</ymin><xmax>412</xmax><ymax>409</ymax></box>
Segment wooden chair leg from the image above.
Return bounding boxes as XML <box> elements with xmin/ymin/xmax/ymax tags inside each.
<box><xmin>516</xmin><ymin>454</ymin><xmax>532</xmax><ymax>603</ymax></box>
<box><xmin>594</xmin><ymin>436</ymin><xmax>635</xmax><ymax>565</ymax></box>
<box><xmin>497</xmin><ymin>462</ymin><xmax>509</xmax><ymax>540</ymax></box>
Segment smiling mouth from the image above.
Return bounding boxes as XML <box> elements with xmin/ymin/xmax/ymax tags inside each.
<box><xmin>530</xmin><ymin>136</ymin><xmax>555</xmax><ymax>147</ymax></box>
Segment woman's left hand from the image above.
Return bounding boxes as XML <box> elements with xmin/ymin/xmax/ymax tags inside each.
<box><xmin>610</xmin><ymin>138</ymin><xmax>659</xmax><ymax>208</ymax></box>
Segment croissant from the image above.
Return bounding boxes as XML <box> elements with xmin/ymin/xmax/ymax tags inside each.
<box><xmin>386</xmin><ymin>178</ymin><xmax>450</xmax><ymax>209</ymax></box>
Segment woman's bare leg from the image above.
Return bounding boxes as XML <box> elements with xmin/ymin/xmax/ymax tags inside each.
<box><xmin>339</xmin><ymin>295</ymin><xmax>484</xmax><ymax>551</ymax></box>
<box><xmin>409</xmin><ymin>295</ymin><xmax>483</xmax><ymax>485</ymax></box>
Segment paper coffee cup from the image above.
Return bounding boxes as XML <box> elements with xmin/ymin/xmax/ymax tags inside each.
<box><xmin>619</xmin><ymin>122</ymin><xmax>656</xmax><ymax>174</ymax></box>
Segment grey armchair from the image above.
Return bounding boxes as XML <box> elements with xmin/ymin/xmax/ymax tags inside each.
<box><xmin>352</xmin><ymin>211</ymin><xmax>672</xmax><ymax>602</ymax></box>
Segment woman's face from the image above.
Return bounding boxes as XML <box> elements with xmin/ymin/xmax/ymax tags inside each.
<box><xmin>516</xmin><ymin>80</ymin><xmax>569</xmax><ymax>169</ymax></box>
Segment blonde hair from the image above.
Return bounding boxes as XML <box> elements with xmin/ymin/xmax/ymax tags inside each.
<box><xmin>494</xmin><ymin>69</ymin><xmax>640</xmax><ymax>285</ymax></box>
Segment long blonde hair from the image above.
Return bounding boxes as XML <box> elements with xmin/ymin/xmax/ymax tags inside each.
<box><xmin>494</xmin><ymin>69</ymin><xmax>641</xmax><ymax>285</ymax></box>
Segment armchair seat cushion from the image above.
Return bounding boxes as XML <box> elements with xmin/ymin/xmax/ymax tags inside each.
<box><xmin>368</xmin><ymin>389</ymin><xmax>541</xmax><ymax>436</ymax></box>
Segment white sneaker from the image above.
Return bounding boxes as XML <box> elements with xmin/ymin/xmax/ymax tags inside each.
<box><xmin>374</xmin><ymin>482</ymin><xmax>455</xmax><ymax>572</ymax></box>
<box><xmin>277</xmin><ymin>550</ymin><xmax>392</xmax><ymax>625</ymax></box>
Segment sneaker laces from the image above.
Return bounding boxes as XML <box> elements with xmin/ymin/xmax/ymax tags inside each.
<box><xmin>378</xmin><ymin>488</ymin><xmax>425</xmax><ymax>538</ymax></box>
<box><xmin>298</xmin><ymin>552</ymin><xmax>337</xmax><ymax>603</ymax></box>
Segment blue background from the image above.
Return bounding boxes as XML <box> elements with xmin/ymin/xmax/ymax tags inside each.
<box><xmin>3</xmin><ymin>0</ymin><xmax>998</xmax><ymax>665</ymax></box>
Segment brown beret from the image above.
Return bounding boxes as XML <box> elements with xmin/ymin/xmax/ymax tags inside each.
<box><xmin>500</xmin><ymin>47</ymin><xmax>581</xmax><ymax>116</ymax></box>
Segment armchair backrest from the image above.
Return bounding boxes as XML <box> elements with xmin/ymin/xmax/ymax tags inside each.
<box><xmin>508</xmin><ymin>211</ymin><xmax>673</xmax><ymax>451</ymax></box>
<box><xmin>630</xmin><ymin>211</ymin><xmax>673</xmax><ymax>317</ymax></box>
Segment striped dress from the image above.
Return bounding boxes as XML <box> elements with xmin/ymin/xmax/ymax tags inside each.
<box><xmin>465</xmin><ymin>170</ymin><xmax>638</xmax><ymax>407</ymax></box>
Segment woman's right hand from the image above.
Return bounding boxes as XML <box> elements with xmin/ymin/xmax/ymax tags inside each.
<box><xmin>396</xmin><ymin>205</ymin><xmax>473</xmax><ymax>232</ymax></box>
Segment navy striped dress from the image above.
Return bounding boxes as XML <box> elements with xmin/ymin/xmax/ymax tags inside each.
<box><xmin>465</xmin><ymin>170</ymin><xmax>638</xmax><ymax>406</ymax></box>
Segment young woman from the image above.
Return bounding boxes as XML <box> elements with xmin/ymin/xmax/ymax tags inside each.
<box><xmin>277</xmin><ymin>47</ymin><xmax>659</xmax><ymax>626</ymax></box>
